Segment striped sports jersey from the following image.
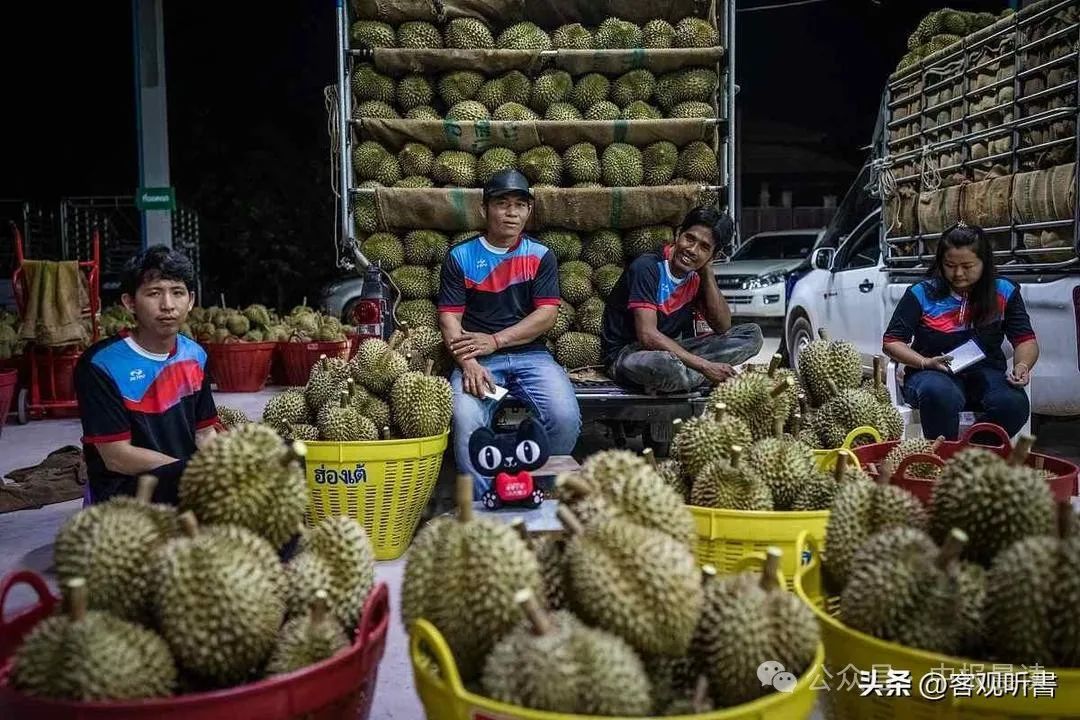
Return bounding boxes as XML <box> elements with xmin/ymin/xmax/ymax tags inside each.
<box><xmin>437</xmin><ymin>234</ymin><xmax>560</xmax><ymax>352</ymax></box>
<box><xmin>601</xmin><ymin>245</ymin><xmax>702</xmax><ymax>365</ymax></box>
<box><xmin>75</xmin><ymin>332</ymin><xmax>217</xmax><ymax>503</ymax></box>
<box><xmin>883</xmin><ymin>278</ymin><xmax>1036</xmax><ymax>372</ymax></box>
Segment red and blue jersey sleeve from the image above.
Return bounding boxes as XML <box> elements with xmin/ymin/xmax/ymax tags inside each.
<box><xmin>437</xmin><ymin>254</ymin><xmax>466</xmax><ymax>313</ymax></box>
<box><xmin>626</xmin><ymin>257</ymin><xmax>660</xmax><ymax>311</ymax></box>
<box><xmin>532</xmin><ymin>250</ymin><xmax>560</xmax><ymax>307</ymax></box>
<box><xmin>1000</xmin><ymin>280</ymin><xmax>1036</xmax><ymax>346</ymax></box>
<box><xmin>883</xmin><ymin>286</ymin><xmax>921</xmax><ymax>345</ymax></box>
<box><xmin>75</xmin><ymin>354</ymin><xmax>131</xmax><ymax>444</ymax></box>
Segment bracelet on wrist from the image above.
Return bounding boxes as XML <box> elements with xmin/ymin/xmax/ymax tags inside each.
<box><xmin>492</xmin><ymin>333</ymin><xmax>500</xmax><ymax>349</ymax></box>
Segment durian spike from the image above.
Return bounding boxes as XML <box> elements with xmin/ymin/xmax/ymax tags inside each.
<box><xmin>692</xmin><ymin>675</ymin><xmax>711</xmax><ymax>714</ymax></box>
<box><xmin>825</xmin><ymin>378</ymin><xmax>840</xmax><ymax>395</ymax></box>
<box><xmin>642</xmin><ymin>447</ymin><xmax>659</xmax><ymax>469</ymax></box>
<box><xmin>832</xmin><ymin>452</ymin><xmax>849</xmax><ymax>482</ymax></box>
<box><xmin>65</xmin><ymin>578</ymin><xmax>88</xmax><ymax>623</ymax></box>
<box><xmin>760</xmin><ymin>547</ymin><xmax>782</xmax><ymax>592</ymax></box>
<box><xmin>770</xmin><ymin>376</ymin><xmax>794</xmax><ymax>398</ymax></box>
<box><xmin>510</xmin><ymin>517</ymin><xmax>533</xmax><ymax>548</ymax></box>
<box><xmin>455</xmin><ymin>475</ymin><xmax>473</xmax><ymax>523</ymax></box>
<box><xmin>712</xmin><ymin>402</ymin><xmax>728</xmax><ymax>421</ymax></box>
<box><xmin>729</xmin><ymin>445</ymin><xmax>743</xmax><ymax>468</ymax></box>
<box><xmin>555</xmin><ymin>505</ymin><xmax>586</xmax><ymax>536</ymax></box>
<box><xmin>936</xmin><ymin>528</ymin><xmax>968</xmax><ymax>569</ymax></box>
<box><xmin>1057</xmin><ymin>501</ymin><xmax>1075</xmax><ymax>539</ymax></box>
<box><xmin>555</xmin><ymin>475</ymin><xmax>593</xmax><ymax>498</ymax></box>
<box><xmin>767</xmin><ymin>353</ymin><xmax>782</xmax><ymax>377</ymax></box>
<box><xmin>515</xmin><ymin>589</ymin><xmax>553</xmax><ymax>637</ymax></box>
<box><xmin>1008</xmin><ymin>435</ymin><xmax>1035</xmax><ymax>466</ymax></box>
<box><xmin>310</xmin><ymin>589</ymin><xmax>330</xmax><ymax>625</ymax></box>
<box><xmin>135</xmin><ymin>474</ymin><xmax>158</xmax><ymax>503</ymax></box>
<box><xmin>424</xmin><ymin>358</ymin><xmax>435</xmax><ymax>376</ymax></box>
<box><xmin>817</xmin><ymin>327</ymin><xmax>829</xmax><ymax>341</ymax></box>
<box><xmin>178</xmin><ymin>511</ymin><xmax>199</xmax><ymax>538</ymax></box>
<box><xmin>380</xmin><ymin>426</ymin><xmax>392</xmax><ymax>440</ymax></box>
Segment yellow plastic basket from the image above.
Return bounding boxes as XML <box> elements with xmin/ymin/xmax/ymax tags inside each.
<box><xmin>686</xmin><ymin>427</ymin><xmax>878</xmax><ymax>587</ymax></box>
<box><xmin>303</xmin><ymin>432</ymin><xmax>448</xmax><ymax>560</ymax></box>
<box><xmin>793</xmin><ymin>531</ymin><xmax>1080</xmax><ymax>719</ymax></box>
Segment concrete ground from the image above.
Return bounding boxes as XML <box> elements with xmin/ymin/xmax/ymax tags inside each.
<box><xmin>1</xmin><ymin>330</ymin><xmax>1077</xmax><ymax>719</ymax></box>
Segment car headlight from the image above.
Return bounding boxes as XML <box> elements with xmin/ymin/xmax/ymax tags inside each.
<box><xmin>742</xmin><ymin>273</ymin><xmax>786</xmax><ymax>290</ymax></box>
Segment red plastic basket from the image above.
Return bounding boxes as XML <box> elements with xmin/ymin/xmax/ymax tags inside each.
<box><xmin>204</xmin><ymin>342</ymin><xmax>277</xmax><ymax>393</ymax></box>
<box><xmin>0</xmin><ymin>369</ymin><xmax>15</xmax><ymax>432</ymax></box>
<box><xmin>30</xmin><ymin>346</ymin><xmax>80</xmax><ymax>403</ymax></box>
<box><xmin>276</xmin><ymin>340</ymin><xmax>351</xmax><ymax>387</ymax></box>
<box><xmin>0</xmin><ymin>570</ymin><xmax>390</xmax><ymax>720</ymax></box>
<box><xmin>852</xmin><ymin>422</ymin><xmax>1079</xmax><ymax>505</ymax></box>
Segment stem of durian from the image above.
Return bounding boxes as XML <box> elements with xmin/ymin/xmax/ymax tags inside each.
<box><xmin>1008</xmin><ymin>435</ymin><xmax>1035</xmax><ymax>466</ymax></box>
<box><xmin>770</xmin><ymin>376</ymin><xmax>793</xmax><ymax>398</ymax></box>
<box><xmin>510</xmin><ymin>518</ymin><xmax>533</xmax><ymax>548</ymax></box>
<box><xmin>772</xmin><ymin>416</ymin><xmax>785</xmax><ymax>438</ymax></box>
<box><xmin>711</xmin><ymin>402</ymin><xmax>727</xmax><ymax>422</ymax></box>
<box><xmin>318</xmin><ymin>354</ymin><xmax>328</xmax><ymax>371</ymax></box>
<box><xmin>346</xmin><ymin>378</ymin><xmax>356</xmax><ymax>399</ymax></box>
<box><xmin>1057</xmin><ymin>501</ymin><xmax>1075</xmax><ymax>539</ymax></box>
<box><xmin>339</xmin><ymin>392</ymin><xmax>349</xmax><ymax>409</ymax></box>
<box><xmin>400</xmin><ymin>320</ymin><xmax>410</xmax><ymax>339</ymax></box>
<box><xmin>380</xmin><ymin>426</ymin><xmax>392</xmax><ymax>440</ymax></box>
<box><xmin>219</xmin><ymin>293</ymin><xmax>226</xmax><ymax>309</ymax></box>
<box><xmin>284</xmin><ymin>440</ymin><xmax>308</xmax><ymax>464</ymax></box>
<box><xmin>877</xmin><ymin>460</ymin><xmax>893</xmax><ymax>485</ymax></box>
<box><xmin>797</xmin><ymin>393</ymin><xmax>809</xmax><ymax>415</ymax></box>
<box><xmin>515</xmin><ymin>589</ymin><xmax>553</xmax><ymax>636</ymax></box>
<box><xmin>672</xmin><ymin>418</ymin><xmax>683</xmax><ymax>435</ymax></box>
<box><xmin>692</xmin><ymin>676</ymin><xmax>711</xmax><ymax>713</ymax></box>
<box><xmin>825</xmin><ymin>378</ymin><xmax>839</xmax><ymax>396</ymax></box>
<box><xmin>556</xmin><ymin>475</ymin><xmax>594</xmax><ymax>498</ymax></box>
<box><xmin>178</xmin><ymin>511</ymin><xmax>199</xmax><ymax>538</ymax></box>
<box><xmin>642</xmin><ymin>447</ymin><xmax>659</xmax><ymax>469</ymax></box>
<box><xmin>555</xmin><ymin>505</ymin><xmax>585</xmax><ymax>536</ymax></box>
<box><xmin>701</xmin><ymin>564</ymin><xmax>718</xmax><ymax>581</ymax></box>
<box><xmin>311</xmin><ymin>589</ymin><xmax>330</xmax><ymax>625</ymax></box>
<box><xmin>302</xmin><ymin>296</ymin><xmax>308</xmax><ymax>307</ymax></box>
<box><xmin>455</xmin><ymin>475</ymin><xmax>473</xmax><ymax>523</ymax></box>
<box><xmin>936</xmin><ymin>529</ymin><xmax>968</xmax><ymax>569</ymax></box>
<box><xmin>136</xmin><ymin>475</ymin><xmax>158</xmax><ymax>503</ymax></box>
<box><xmin>832</xmin><ymin>453</ymin><xmax>849</xmax><ymax>483</ymax></box>
<box><xmin>768</xmin><ymin>353</ymin><xmax>782</xmax><ymax>377</ymax></box>
<box><xmin>872</xmin><ymin>356</ymin><xmax>883</xmax><ymax>388</ymax></box>
<box><xmin>760</xmin><ymin>547</ymin><xmax>782</xmax><ymax>591</ymax></box>
<box><xmin>424</xmin><ymin>358</ymin><xmax>435</xmax><ymax>376</ymax></box>
<box><xmin>66</xmin><ymin>578</ymin><xmax>88</xmax><ymax>623</ymax></box>
<box><xmin>1035</xmin><ymin>455</ymin><xmax>1045</xmax><ymax>471</ymax></box>
<box><xmin>791</xmin><ymin>412</ymin><xmax>803</xmax><ymax>434</ymax></box>
<box><xmin>729</xmin><ymin>445</ymin><xmax>743</xmax><ymax>468</ymax></box>
<box><xmin>931</xmin><ymin>436</ymin><xmax>945</xmax><ymax>454</ymax></box>
<box><xmin>817</xmin><ymin>327</ymin><xmax>829</xmax><ymax>341</ymax></box>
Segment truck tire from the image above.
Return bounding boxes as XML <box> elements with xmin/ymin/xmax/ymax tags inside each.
<box><xmin>788</xmin><ymin>315</ymin><xmax>814</xmax><ymax>372</ymax></box>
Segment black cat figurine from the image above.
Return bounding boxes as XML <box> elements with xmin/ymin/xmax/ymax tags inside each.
<box><xmin>468</xmin><ymin>417</ymin><xmax>550</xmax><ymax>510</ymax></box>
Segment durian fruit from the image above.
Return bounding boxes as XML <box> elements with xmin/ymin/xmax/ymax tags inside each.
<box><xmin>643</xmin><ymin>446</ymin><xmax>689</xmax><ymax>503</ymax></box>
<box><xmin>154</xmin><ymin>514</ymin><xmax>287</xmax><ymax>686</ymax></box>
<box><xmin>530</xmin><ymin>69</ymin><xmax>572</xmax><ymax>112</ymax></box>
<box><xmin>622</xmin><ymin>100</ymin><xmax>663</xmax><ymax>120</ymax></box>
<box><xmin>601</xmin><ymin>143</ymin><xmax>644</xmax><ymax>187</ymax></box>
<box><xmin>481</xmin><ymin>589</ymin><xmax>653</xmax><ymax>715</ymax></box>
<box><xmin>318</xmin><ymin>391</ymin><xmax>378</xmax><ymax>441</ymax></box>
<box><xmin>54</xmin><ymin>476</ymin><xmax>176</xmax><ymax>623</ymax></box>
<box><xmin>537</xmin><ymin>229</ymin><xmax>583</xmax><ymax>261</ymax></box>
<box><xmin>655</xmin><ymin>68</ymin><xmax>718</xmax><ymax>109</ymax></box>
<box><xmin>586</xmin><ymin>100</ymin><xmax>621</xmax><ymax>121</ymax></box>
<box><xmin>812</xmin><ymin>381</ymin><xmax>882</xmax><ymax>449</ymax></box>
<box><xmin>266</xmin><ymin>590</ymin><xmax>349</xmax><ymax>676</ymax></box>
<box><xmin>708</xmin><ymin>370</ymin><xmax>795</xmax><ymax>441</ymax></box>
<box><xmin>546</xmin><ymin>300</ymin><xmax>576</xmax><ymax>340</ymax></box>
<box><xmin>350</xmin><ymin>20</ymin><xmax>395</xmax><ymax>48</ymax></box>
<box><xmin>823</xmin><ymin>462</ymin><xmax>927</xmax><ymax>590</ymax></box>
<box><xmin>876</xmin><ymin>402</ymin><xmax>905</xmax><ymax>442</ymax></box>
<box><xmin>350</xmin><ymin>337</ymin><xmax>409</xmax><ymax>395</ymax></box>
<box><xmin>694</xmin><ymin>550</ymin><xmax>819</xmax><ymax>707</ymax></box>
<box><xmin>402</xmin><ymin>476</ymin><xmax>543</xmax><ymax>680</ymax></box>
<box><xmin>861</xmin><ymin>354</ymin><xmax>892</xmax><ymax>405</ymax></box>
<box><xmin>646</xmin><ymin>653</ymin><xmax>699</xmax><ymax>714</ymax></box>
<box><xmin>594</xmin><ymin>17</ymin><xmax>643</xmax><ymax>49</ymax></box>
<box><xmin>497</xmin><ymin>21</ymin><xmax>552</xmax><ymax>51</ymax></box>
<box><xmin>354</xmin><ymin>100</ymin><xmax>400</xmax><ymax>120</ymax></box>
<box><xmin>581</xmin><ymin>228</ymin><xmax>622</xmax><ymax>267</ymax></box>
<box><xmin>986</xmin><ymin>503</ymin><xmax>1080</xmax><ymax>666</ymax></box>
<box><xmin>405</xmin><ymin>105</ymin><xmax>442</xmax><ymax>120</ymax></box>
<box><xmin>262</xmin><ymin>389</ymin><xmax>310</xmax><ymax>432</ymax></box>
<box><xmin>179</xmin><ymin>425</ymin><xmax>307</xmax><ymax>548</ymax></box>
<box><xmin>674</xmin><ymin>17</ymin><xmax>719</xmax><ymax>47</ymax></box>
<box><xmin>675</xmin><ymin>141</ymin><xmax>719</xmax><ymax>182</ymax></box>
<box><xmin>642</xmin><ymin>141</ymin><xmax>679</xmax><ymax>186</ymax></box>
<box><xmin>444</xmin><ymin>18</ymin><xmax>495</xmax><ymax>49</ymax></box>
<box><xmin>563</xmin><ymin>143</ymin><xmax>602</xmax><ymax>184</ymax></box>
<box><xmin>438</xmin><ymin>70</ymin><xmax>485</xmax><ymax>106</ymax></box>
<box><xmin>11</xmin><ymin>578</ymin><xmax>177</xmax><ymax>700</ymax></box>
<box><xmin>445</xmin><ymin>100</ymin><xmax>490</xmax><ymax>122</ymax></box>
<box><xmin>570</xmin><ymin>73</ymin><xmax>610</xmax><ymax>113</ymax></box>
<box><xmin>492</xmin><ymin>102</ymin><xmax>538</xmax><ymax>121</ymax></box>
<box><xmin>791</xmin><ymin>451</ymin><xmax>868</xmax><ymax>511</ymax></box>
<box><xmin>669</xmin><ymin>101</ymin><xmax>715</xmax><ymax>119</ymax></box>
<box><xmin>398</xmin><ymin>143</ymin><xmax>435</xmax><ymax>178</ymax></box>
<box><xmin>552</xmin><ymin>23</ymin><xmax>595</xmax><ymax>50</ymax></box>
<box><xmin>348</xmin><ymin>380</ymin><xmax>392</xmax><ymax>429</ymax></box>
<box><xmin>623</xmin><ymin>225</ymin><xmax>671</xmax><ymax>257</ymax></box>
<box><xmin>558</xmin><ymin>260</ymin><xmax>594</xmax><ymax>304</ymax></box>
<box><xmin>841</xmin><ymin>527</ymin><xmax>983</xmax><ymax>655</ymax></box>
<box><xmin>885</xmin><ymin>436</ymin><xmax>945</xmax><ymax>479</ymax></box>
<box><xmin>305</xmin><ymin>353</ymin><xmax>350</xmax><ymax>412</ymax></box>
<box><xmin>351</xmin><ymin>64</ymin><xmax>394</xmax><ymax>103</ymax></box>
<box><xmin>662</xmin><ymin>676</ymin><xmax>714</xmax><ymax>716</ymax></box>
<box><xmin>477</xmin><ymin>147</ymin><xmax>519</xmax><ymax>184</ymax></box>
<box><xmin>798</xmin><ymin>327</ymin><xmax>862</xmax><ymax>406</ymax></box>
<box><xmin>396</xmin><ymin>298</ymin><xmax>438</xmax><ymax>329</ymax></box>
<box><xmin>929</xmin><ymin>438</ymin><xmax>1055</xmax><ymax>567</ymax></box>
<box><xmin>396</xmin><ymin>74</ymin><xmax>435</xmax><ymax>111</ymax></box>
<box><xmin>403</xmin><ymin>229</ymin><xmax>448</xmax><ymax>265</ymax></box>
<box><xmin>283</xmin><ymin>423</ymin><xmax>320</xmax><ymax>442</ymax></box>
<box><xmin>397</xmin><ymin>20</ymin><xmax>442</xmax><ymax>48</ymax></box>
<box><xmin>286</xmin><ymin>516</ymin><xmax>376</xmax><ymax>631</ymax></box>
<box><xmin>642</xmin><ymin>19</ymin><xmax>676</xmax><ymax>48</ymax></box>
<box><xmin>389</xmin><ymin>322</ymin><xmax>447</xmax><ymax>372</ymax></box>
<box><xmin>746</xmin><ymin>417</ymin><xmax>816</xmax><ymax>510</ymax></box>
<box><xmin>611</xmin><ymin>69</ymin><xmax>657</xmax><ymax>107</ymax></box>
<box><xmin>390</xmin><ymin>265</ymin><xmax>432</xmax><ymax>300</ymax></box>
<box><xmin>691</xmin><ymin>445</ymin><xmax>773</xmax><ymax>511</ymax></box>
<box><xmin>555</xmin><ymin>331</ymin><xmax>601</xmax><ymax>369</ymax></box>
<box><xmin>544</xmin><ymin>101</ymin><xmax>583</xmax><ymax>121</ymax></box>
<box><xmin>558</xmin><ymin>504</ymin><xmax>703</xmax><ymax>657</ymax></box>
<box><xmin>477</xmin><ymin>71</ymin><xmax>532</xmax><ymax>111</ymax></box>
<box><xmin>574</xmin><ymin>297</ymin><xmax>604</xmax><ymax>335</ymax></box>
<box><xmin>390</xmin><ymin>358</ymin><xmax>453</xmax><ymax>438</ymax></box>
<box><xmin>511</xmin><ymin>520</ymin><xmax>567</xmax><ymax>611</ymax></box>
<box><xmin>217</xmin><ymin>406</ymin><xmax>250</xmax><ymax>429</ymax></box>
<box><xmin>671</xmin><ymin>403</ymin><xmax>753</xmax><ymax>478</ymax></box>
<box><xmin>518</xmin><ymin>145</ymin><xmax>563</xmax><ymax>186</ymax></box>
<box><xmin>431</xmin><ymin>149</ymin><xmax>478</xmax><ymax>187</ymax></box>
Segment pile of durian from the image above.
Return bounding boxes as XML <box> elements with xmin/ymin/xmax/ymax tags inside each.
<box><xmin>897</xmin><ymin>7</ymin><xmax>1014</xmax><ymax>71</ymax></box>
<box><xmin>403</xmin><ymin>463</ymin><xmax>821</xmax><ymax>715</ymax></box>
<box><xmin>0</xmin><ymin>308</ymin><xmax>21</xmax><ymax>360</ymax></box>
<box><xmin>825</xmin><ymin>434</ymin><xmax>1080</xmax><ymax>667</ymax></box>
<box><xmin>187</xmin><ymin>303</ymin><xmax>352</xmax><ymax>345</ymax></box>
<box><xmin>9</xmin><ymin>426</ymin><xmax>377</xmax><ymax>701</ymax></box>
<box><xmin>254</xmin><ymin>327</ymin><xmax>453</xmax><ymax>442</ymax></box>
<box><xmin>349</xmin><ymin>16</ymin><xmax>721</xmax><ymax>124</ymax></box>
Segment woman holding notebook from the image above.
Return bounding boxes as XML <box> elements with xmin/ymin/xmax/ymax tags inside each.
<box><xmin>881</xmin><ymin>222</ymin><xmax>1039</xmax><ymax>440</ymax></box>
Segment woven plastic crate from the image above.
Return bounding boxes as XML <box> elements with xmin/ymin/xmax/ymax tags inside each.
<box><xmin>304</xmin><ymin>432</ymin><xmax>449</xmax><ymax>560</ymax></box>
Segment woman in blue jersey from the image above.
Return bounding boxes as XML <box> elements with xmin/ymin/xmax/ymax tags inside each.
<box><xmin>882</xmin><ymin>222</ymin><xmax>1039</xmax><ymax>440</ymax></box>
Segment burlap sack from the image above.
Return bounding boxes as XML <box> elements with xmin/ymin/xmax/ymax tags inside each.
<box><xmin>554</xmin><ymin>47</ymin><xmax>723</xmax><ymax>75</ymax></box>
<box><xmin>371</xmin><ymin>48</ymin><xmax>541</xmax><ymax>76</ymax></box>
<box><xmin>359</xmin><ymin>118</ymin><xmax>712</xmax><ymax>152</ymax></box>
<box><xmin>1013</xmin><ymin>164</ymin><xmax>1075</xmax><ymax>223</ymax></box>
<box><xmin>885</xmin><ymin>185</ymin><xmax>919</xmax><ymax>238</ymax></box>
<box><xmin>1023</xmin><ymin>230</ymin><xmax>1074</xmax><ymax>264</ymax></box>
<box><xmin>960</xmin><ymin>173</ymin><xmax>1012</xmax><ymax>228</ymax></box>
<box><xmin>918</xmin><ymin>185</ymin><xmax>963</xmax><ymax>234</ymax></box>
<box><xmin>369</xmin><ymin>185</ymin><xmax>704</xmax><ymax>231</ymax></box>
<box><xmin>354</xmin><ymin>0</ymin><xmax>712</xmax><ymax>28</ymax></box>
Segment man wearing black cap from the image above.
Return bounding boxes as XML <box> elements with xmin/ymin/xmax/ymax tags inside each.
<box><xmin>437</xmin><ymin>169</ymin><xmax>581</xmax><ymax>499</ymax></box>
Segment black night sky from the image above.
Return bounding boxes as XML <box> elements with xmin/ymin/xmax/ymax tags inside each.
<box><xmin>0</xmin><ymin>0</ymin><xmax>1013</xmax><ymax>302</ymax></box>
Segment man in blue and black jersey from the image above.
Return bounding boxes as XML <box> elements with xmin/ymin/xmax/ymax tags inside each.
<box><xmin>75</xmin><ymin>246</ymin><xmax>218</xmax><ymax>505</ymax></box>
<box><xmin>438</xmin><ymin>169</ymin><xmax>581</xmax><ymax>498</ymax></box>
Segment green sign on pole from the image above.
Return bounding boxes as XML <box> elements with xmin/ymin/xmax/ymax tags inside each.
<box><xmin>136</xmin><ymin>186</ymin><xmax>176</xmax><ymax>211</ymax></box>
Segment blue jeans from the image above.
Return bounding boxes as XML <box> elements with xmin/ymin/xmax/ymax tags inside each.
<box><xmin>450</xmin><ymin>350</ymin><xmax>582</xmax><ymax>499</ymax></box>
<box><xmin>902</xmin><ymin>365</ymin><xmax>1029</xmax><ymax>440</ymax></box>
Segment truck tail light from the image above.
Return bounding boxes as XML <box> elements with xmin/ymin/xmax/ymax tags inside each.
<box><xmin>351</xmin><ymin>299</ymin><xmax>383</xmax><ymax>339</ymax></box>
